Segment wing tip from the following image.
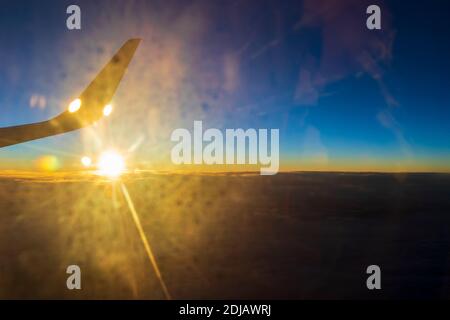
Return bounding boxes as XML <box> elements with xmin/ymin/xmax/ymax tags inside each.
<box><xmin>127</xmin><ymin>38</ymin><xmax>142</xmax><ymax>45</ymax></box>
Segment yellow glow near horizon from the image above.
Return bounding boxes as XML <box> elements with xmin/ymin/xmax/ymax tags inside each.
<box><xmin>98</xmin><ymin>150</ymin><xmax>125</xmax><ymax>178</ymax></box>
<box><xmin>81</xmin><ymin>156</ymin><xmax>92</xmax><ymax>167</ymax></box>
<box><xmin>68</xmin><ymin>98</ymin><xmax>81</xmax><ymax>113</ymax></box>
<box><xmin>35</xmin><ymin>155</ymin><xmax>60</xmax><ymax>171</ymax></box>
<box><xmin>103</xmin><ymin>104</ymin><xmax>113</xmax><ymax>116</ymax></box>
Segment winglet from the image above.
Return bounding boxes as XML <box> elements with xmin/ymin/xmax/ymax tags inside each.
<box><xmin>0</xmin><ymin>38</ymin><xmax>141</xmax><ymax>148</ymax></box>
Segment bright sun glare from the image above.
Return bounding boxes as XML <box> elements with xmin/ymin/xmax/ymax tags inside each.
<box><xmin>103</xmin><ymin>104</ymin><xmax>113</xmax><ymax>116</ymax></box>
<box><xmin>68</xmin><ymin>98</ymin><xmax>81</xmax><ymax>113</ymax></box>
<box><xmin>81</xmin><ymin>156</ymin><xmax>92</xmax><ymax>167</ymax></box>
<box><xmin>98</xmin><ymin>150</ymin><xmax>125</xmax><ymax>178</ymax></box>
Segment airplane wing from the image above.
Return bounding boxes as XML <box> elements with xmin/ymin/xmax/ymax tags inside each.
<box><xmin>0</xmin><ymin>38</ymin><xmax>141</xmax><ymax>148</ymax></box>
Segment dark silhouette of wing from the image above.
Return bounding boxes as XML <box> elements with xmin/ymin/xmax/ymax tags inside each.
<box><xmin>0</xmin><ymin>38</ymin><xmax>141</xmax><ymax>148</ymax></box>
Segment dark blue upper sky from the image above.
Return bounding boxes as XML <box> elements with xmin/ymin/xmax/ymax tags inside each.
<box><xmin>0</xmin><ymin>0</ymin><xmax>449</xmax><ymax>171</ymax></box>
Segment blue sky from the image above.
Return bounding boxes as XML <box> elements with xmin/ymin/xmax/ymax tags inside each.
<box><xmin>0</xmin><ymin>0</ymin><xmax>449</xmax><ymax>171</ymax></box>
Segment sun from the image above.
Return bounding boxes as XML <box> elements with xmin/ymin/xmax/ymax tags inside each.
<box><xmin>97</xmin><ymin>150</ymin><xmax>125</xmax><ymax>178</ymax></box>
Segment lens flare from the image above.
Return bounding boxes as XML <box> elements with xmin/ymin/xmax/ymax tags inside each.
<box><xmin>81</xmin><ymin>156</ymin><xmax>92</xmax><ymax>167</ymax></box>
<box><xmin>68</xmin><ymin>98</ymin><xmax>81</xmax><ymax>113</ymax></box>
<box><xmin>35</xmin><ymin>155</ymin><xmax>60</xmax><ymax>171</ymax></box>
<box><xmin>98</xmin><ymin>150</ymin><xmax>125</xmax><ymax>178</ymax></box>
<box><xmin>103</xmin><ymin>104</ymin><xmax>113</xmax><ymax>116</ymax></box>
